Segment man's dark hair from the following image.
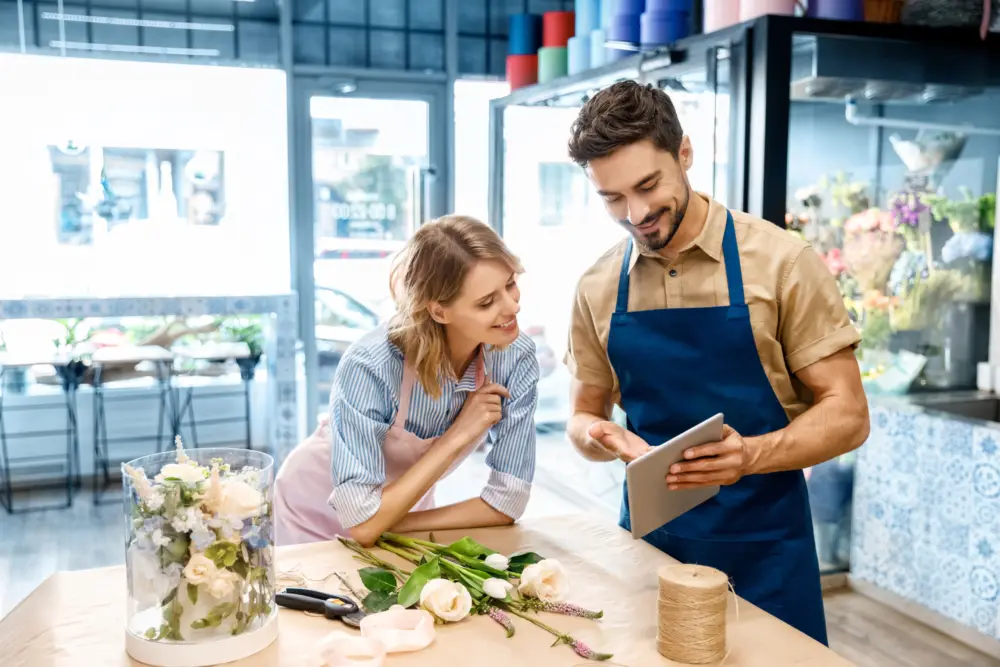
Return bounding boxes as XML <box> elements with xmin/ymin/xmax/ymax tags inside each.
<box><xmin>567</xmin><ymin>80</ymin><xmax>684</xmax><ymax>167</ymax></box>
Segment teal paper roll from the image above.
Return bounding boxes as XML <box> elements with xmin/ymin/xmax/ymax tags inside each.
<box><xmin>590</xmin><ymin>28</ymin><xmax>607</xmax><ymax>67</ymax></box>
<box><xmin>538</xmin><ymin>46</ymin><xmax>569</xmax><ymax>83</ymax></box>
<box><xmin>568</xmin><ymin>35</ymin><xmax>591</xmax><ymax>74</ymax></box>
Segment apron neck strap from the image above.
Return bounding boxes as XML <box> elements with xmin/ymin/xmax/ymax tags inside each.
<box><xmin>722</xmin><ymin>210</ymin><xmax>746</xmax><ymax>307</ymax></box>
<box><xmin>614</xmin><ymin>209</ymin><xmax>746</xmax><ymax>313</ymax></box>
<box><xmin>394</xmin><ymin>362</ymin><xmax>417</xmax><ymax>429</ymax></box>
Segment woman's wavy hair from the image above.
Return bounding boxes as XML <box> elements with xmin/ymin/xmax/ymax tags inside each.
<box><xmin>387</xmin><ymin>215</ymin><xmax>523</xmax><ymax>399</ymax></box>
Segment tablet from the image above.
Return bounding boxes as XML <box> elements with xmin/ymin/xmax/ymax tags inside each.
<box><xmin>625</xmin><ymin>413</ymin><xmax>724</xmax><ymax>540</ymax></box>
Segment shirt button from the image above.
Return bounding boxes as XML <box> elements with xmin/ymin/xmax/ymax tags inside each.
<box><xmin>669</xmin><ymin>269</ymin><xmax>678</xmax><ymax>277</ymax></box>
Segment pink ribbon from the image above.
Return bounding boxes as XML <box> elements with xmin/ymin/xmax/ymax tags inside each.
<box><xmin>983</xmin><ymin>0</ymin><xmax>992</xmax><ymax>40</ymax></box>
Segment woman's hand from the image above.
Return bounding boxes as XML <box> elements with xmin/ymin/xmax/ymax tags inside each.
<box><xmin>446</xmin><ymin>383</ymin><xmax>511</xmax><ymax>447</ymax></box>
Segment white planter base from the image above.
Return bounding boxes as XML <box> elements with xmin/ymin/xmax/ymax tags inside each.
<box><xmin>125</xmin><ymin>611</ymin><xmax>279</xmax><ymax>667</ymax></box>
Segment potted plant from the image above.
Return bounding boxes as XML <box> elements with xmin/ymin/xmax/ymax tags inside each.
<box><xmin>221</xmin><ymin>318</ymin><xmax>264</xmax><ymax>381</ymax></box>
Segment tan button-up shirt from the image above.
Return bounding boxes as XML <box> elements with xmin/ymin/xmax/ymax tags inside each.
<box><xmin>565</xmin><ymin>193</ymin><xmax>861</xmax><ymax>422</ymax></box>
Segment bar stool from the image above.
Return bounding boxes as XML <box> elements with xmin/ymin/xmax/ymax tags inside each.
<box><xmin>0</xmin><ymin>351</ymin><xmax>84</xmax><ymax>513</ymax></box>
<box><xmin>172</xmin><ymin>342</ymin><xmax>256</xmax><ymax>449</ymax></box>
<box><xmin>90</xmin><ymin>345</ymin><xmax>175</xmax><ymax>504</ymax></box>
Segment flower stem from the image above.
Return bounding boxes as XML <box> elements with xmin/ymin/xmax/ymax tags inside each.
<box><xmin>375</xmin><ymin>540</ymin><xmax>424</xmax><ymax>565</ymax></box>
<box><xmin>503</xmin><ymin>606</ymin><xmax>612</xmax><ymax>662</ymax></box>
<box><xmin>337</xmin><ymin>537</ymin><xmax>411</xmax><ymax>578</ymax></box>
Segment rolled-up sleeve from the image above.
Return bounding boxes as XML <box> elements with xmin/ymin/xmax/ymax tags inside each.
<box><xmin>327</xmin><ymin>347</ymin><xmax>393</xmax><ymax>529</ymax></box>
<box><xmin>481</xmin><ymin>343</ymin><xmax>539</xmax><ymax>520</ymax></box>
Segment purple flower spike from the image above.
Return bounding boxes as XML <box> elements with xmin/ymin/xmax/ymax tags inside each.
<box><xmin>570</xmin><ymin>639</ymin><xmax>613</xmax><ymax>661</ymax></box>
<box><xmin>487</xmin><ymin>607</ymin><xmax>515</xmax><ymax>637</ymax></box>
<box><xmin>541</xmin><ymin>602</ymin><xmax>604</xmax><ymax>619</ymax></box>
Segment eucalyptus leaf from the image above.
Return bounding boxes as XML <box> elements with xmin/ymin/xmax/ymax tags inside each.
<box><xmin>507</xmin><ymin>552</ymin><xmax>544</xmax><ymax>574</ymax></box>
<box><xmin>445</xmin><ymin>537</ymin><xmax>496</xmax><ymax>559</ymax></box>
<box><xmin>362</xmin><ymin>590</ymin><xmax>398</xmax><ymax>613</ymax></box>
<box><xmin>187</xmin><ymin>583</ymin><xmax>199</xmax><ymax>605</ymax></box>
<box><xmin>359</xmin><ymin>567</ymin><xmax>397</xmax><ymax>594</ymax></box>
<box><xmin>396</xmin><ymin>556</ymin><xmax>441</xmax><ymax>608</ymax></box>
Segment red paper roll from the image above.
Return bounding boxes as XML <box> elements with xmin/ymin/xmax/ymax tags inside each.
<box><xmin>542</xmin><ymin>11</ymin><xmax>575</xmax><ymax>47</ymax></box>
<box><xmin>507</xmin><ymin>54</ymin><xmax>538</xmax><ymax>90</ymax></box>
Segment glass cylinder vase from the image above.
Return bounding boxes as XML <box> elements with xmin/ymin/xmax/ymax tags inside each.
<box><xmin>122</xmin><ymin>444</ymin><xmax>278</xmax><ymax>667</ymax></box>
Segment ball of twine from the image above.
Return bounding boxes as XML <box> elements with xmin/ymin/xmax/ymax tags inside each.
<box><xmin>656</xmin><ymin>564</ymin><xmax>729</xmax><ymax>665</ymax></box>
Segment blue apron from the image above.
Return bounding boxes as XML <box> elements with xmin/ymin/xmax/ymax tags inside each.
<box><xmin>607</xmin><ymin>210</ymin><xmax>828</xmax><ymax>645</ymax></box>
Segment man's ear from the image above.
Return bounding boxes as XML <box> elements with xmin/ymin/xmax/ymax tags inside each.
<box><xmin>679</xmin><ymin>135</ymin><xmax>694</xmax><ymax>172</ymax></box>
<box><xmin>428</xmin><ymin>302</ymin><xmax>450</xmax><ymax>325</ymax></box>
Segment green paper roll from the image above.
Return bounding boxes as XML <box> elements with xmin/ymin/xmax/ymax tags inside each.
<box><xmin>537</xmin><ymin>46</ymin><xmax>568</xmax><ymax>84</ymax></box>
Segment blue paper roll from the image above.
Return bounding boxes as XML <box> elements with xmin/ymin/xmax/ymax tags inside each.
<box><xmin>590</xmin><ymin>28</ymin><xmax>607</xmax><ymax>67</ymax></box>
<box><xmin>568</xmin><ymin>34</ymin><xmax>592</xmax><ymax>74</ymax></box>
<box><xmin>606</xmin><ymin>45</ymin><xmax>634</xmax><ymax>62</ymax></box>
<box><xmin>575</xmin><ymin>0</ymin><xmax>601</xmax><ymax>36</ymax></box>
<box><xmin>509</xmin><ymin>13</ymin><xmax>542</xmax><ymax>56</ymax></box>
<box><xmin>615</xmin><ymin>0</ymin><xmax>646</xmax><ymax>15</ymax></box>
<box><xmin>608</xmin><ymin>12</ymin><xmax>641</xmax><ymax>43</ymax></box>
<box><xmin>601</xmin><ymin>0</ymin><xmax>615</xmax><ymax>28</ymax></box>
<box><xmin>645</xmin><ymin>0</ymin><xmax>691</xmax><ymax>11</ymax></box>
<box><xmin>640</xmin><ymin>11</ymin><xmax>691</xmax><ymax>45</ymax></box>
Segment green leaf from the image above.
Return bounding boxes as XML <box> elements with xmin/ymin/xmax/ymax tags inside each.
<box><xmin>231</xmin><ymin>559</ymin><xmax>249</xmax><ymax>579</ymax></box>
<box><xmin>162</xmin><ymin>587</ymin><xmax>178</xmax><ymax>605</ymax></box>
<box><xmin>446</xmin><ymin>537</ymin><xmax>496</xmax><ymax>559</ymax></box>
<box><xmin>362</xmin><ymin>590</ymin><xmax>399</xmax><ymax>613</ymax></box>
<box><xmin>359</xmin><ymin>567</ymin><xmax>397</xmax><ymax>594</ymax></box>
<box><xmin>144</xmin><ymin>627</ymin><xmax>157</xmax><ymax>640</ymax></box>
<box><xmin>396</xmin><ymin>556</ymin><xmax>441</xmax><ymax>609</ymax></box>
<box><xmin>187</xmin><ymin>583</ymin><xmax>199</xmax><ymax>605</ymax></box>
<box><xmin>507</xmin><ymin>552</ymin><xmax>544</xmax><ymax>574</ymax></box>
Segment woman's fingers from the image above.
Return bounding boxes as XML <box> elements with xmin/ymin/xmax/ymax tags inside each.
<box><xmin>477</xmin><ymin>383</ymin><xmax>511</xmax><ymax>399</ymax></box>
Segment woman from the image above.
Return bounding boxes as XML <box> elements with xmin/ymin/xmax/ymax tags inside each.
<box><xmin>274</xmin><ymin>215</ymin><xmax>539</xmax><ymax>547</ymax></box>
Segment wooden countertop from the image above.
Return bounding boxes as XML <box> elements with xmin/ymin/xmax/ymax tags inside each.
<box><xmin>0</xmin><ymin>514</ymin><xmax>855</xmax><ymax>666</ymax></box>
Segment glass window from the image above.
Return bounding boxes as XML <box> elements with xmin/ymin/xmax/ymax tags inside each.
<box><xmin>786</xmin><ymin>33</ymin><xmax>998</xmax><ymax>397</ymax></box>
<box><xmin>453</xmin><ymin>78</ymin><xmax>510</xmax><ymax>223</ymax></box>
<box><xmin>0</xmin><ymin>53</ymin><xmax>290</xmax><ymax>298</ymax></box>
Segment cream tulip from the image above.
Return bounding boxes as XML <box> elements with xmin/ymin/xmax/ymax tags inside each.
<box><xmin>482</xmin><ymin>578</ymin><xmax>514</xmax><ymax>599</ymax></box>
<box><xmin>484</xmin><ymin>553</ymin><xmax>510</xmax><ymax>571</ymax></box>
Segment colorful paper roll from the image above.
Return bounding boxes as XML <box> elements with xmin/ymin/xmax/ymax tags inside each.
<box><xmin>575</xmin><ymin>0</ymin><xmax>601</xmax><ymax>35</ymax></box>
<box><xmin>543</xmin><ymin>11</ymin><xmax>576</xmax><ymax>47</ymax></box>
<box><xmin>537</xmin><ymin>46</ymin><xmax>569</xmax><ymax>83</ymax></box>
<box><xmin>509</xmin><ymin>13</ymin><xmax>542</xmax><ymax>55</ymax></box>
<box><xmin>609</xmin><ymin>12</ymin><xmax>642</xmax><ymax>42</ymax></box>
<box><xmin>567</xmin><ymin>34</ymin><xmax>591</xmax><ymax>74</ymax></box>
<box><xmin>645</xmin><ymin>0</ymin><xmax>692</xmax><ymax>10</ymax></box>
<box><xmin>641</xmin><ymin>11</ymin><xmax>691</xmax><ymax>44</ymax></box>
<box><xmin>615</xmin><ymin>0</ymin><xmax>647</xmax><ymax>15</ymax></box>
<box><xmin>703</xmin><ymin>0</ymin><xmax>741</xmax><ymax>32</ymax></box>
<box><xmin>590</xmin><ymin>28</ymin><xmax>607</xmax><ymax>67</ymax></box>
<box><xmin>506</xmin><ymin>54</ymin><xmax>538</xmax><ymax>89</ymax></box>
<box><xmin>601</xmin><ymin>0</ymin><xmax>616</xmax><ymax>28</ymax></box>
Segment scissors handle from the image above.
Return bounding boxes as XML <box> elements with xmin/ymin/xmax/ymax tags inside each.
<box><xmin>277</xmin><ymin>588</ymin><xmax>360</xmax><ymax>617</ymax></box>
<box><xmin>275</xmin><ymin>592</ymin><xmax>325</xmax><ymax>614</ymax></box>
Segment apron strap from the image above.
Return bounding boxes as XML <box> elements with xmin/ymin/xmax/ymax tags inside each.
<box><xmin>721</xmin><ymin>210</ymin><xmax>747</xmax><ymax>310</ymax></box>
<box><xmin>614</xmin><ymin>240</ymin><xmax>634</xmax><ymax>314</ymax></box>
<box><xmin>394</xmin><ymin>362</ymin><xmax>416</xmax><ymax>430</ymax></box>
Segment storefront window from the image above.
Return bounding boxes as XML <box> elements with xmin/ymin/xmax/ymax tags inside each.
<box><xmin>0</xmin><ymin>53</ymin><xmax>290</xmax><ymax>299</ymax></box>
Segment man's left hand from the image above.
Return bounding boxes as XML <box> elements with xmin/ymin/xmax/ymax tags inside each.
<box><xmin>666</xmin><ymin>424</ymin><xmax>754</xmax><ymax>490</ymax></box>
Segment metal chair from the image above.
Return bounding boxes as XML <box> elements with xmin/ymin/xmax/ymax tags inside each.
<box><xmin>0</xmin><ymin>352</ymin><xmax>84</xmax><ymax>513</ymax></box>
<box><xmin>90</xmin><ymin>345</ymin><xmax>176</xmax><ymax>505</ymax></box>
<box><xmin>171</xmin><ymin>342</ymin><xmax>256</xmax><ymax>449</ymax></box>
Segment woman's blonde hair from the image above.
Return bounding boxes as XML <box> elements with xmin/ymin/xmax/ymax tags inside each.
<box><xmin>387</xmin><ymin>215</ymin><xmax>523</xmax><ymax>399</ymax></box>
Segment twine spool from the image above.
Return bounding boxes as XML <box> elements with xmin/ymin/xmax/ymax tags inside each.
<box><xmin>656</xmin><ymin>564</ymin><xmax>728</xmax><ymax>665</ymax></box>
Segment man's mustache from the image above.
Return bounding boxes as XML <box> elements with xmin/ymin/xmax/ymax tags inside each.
<box><xmin>623</xmin><ymin>207</ymin><xmax>669</xmax><ymax>228</ymax></box>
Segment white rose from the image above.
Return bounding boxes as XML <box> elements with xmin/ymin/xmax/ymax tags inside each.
<box><xmin>183</xmin><ymin>553</ymin><xmax>217</xmax><ymax>585</ymax></box>
<box><xmin>129</xmin><ymin>545</ymin><xmax>180</xmax><ymax>607</ymax></box>
<box><xmin>418</xmin><ymin>579</ymin><xmax>472</xmax><ymax>623</ymax></box>
<box><xmin>482</xmin><ymin>578</ymin><xmax>514</xmax><ymax>599</ymax></box>
<box><xmin>157</xmin><ymin>462</ymin><xmax>207</xmax><ymax>484</ymax></box>
<box><xmin>207</xmin><ymin>570</ymin><xmax>241</xmax><ymax>599</ymax></box>
<box><xmin>217</xmin><ymin>479</ymin><xmax>265</xmax><ymax>520</ymax></box>
<box><xmin>484</xmin><ymin>553</ymin><xmax>510</xmax><ymax>571</ymax></box>
<box><xmin>517</xmin><ymin>559</ymin><xmax>568</xmax><ymax>602</ymax></box>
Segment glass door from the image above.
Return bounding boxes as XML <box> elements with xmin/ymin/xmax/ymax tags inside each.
<box><xmin>293</xmin><ymin>80</ymin><xmax>447</xmax><ymax>424</ymax></box>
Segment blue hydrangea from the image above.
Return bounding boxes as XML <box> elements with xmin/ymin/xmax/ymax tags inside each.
<box><xmin>942</xmin><ymin>231</ymin><xmax>993</xmax><ymax>264</ymax></box>
<box><xmin>888</xmin><ymin>250</ymin><xmax>929</xmax><ymax>296</ymax></box>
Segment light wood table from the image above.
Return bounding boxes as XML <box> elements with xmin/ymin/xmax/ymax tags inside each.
<box><xmin>0</xmin><ymin>515</ymin><xmax>855</xmax><ymax>666</ymax></box>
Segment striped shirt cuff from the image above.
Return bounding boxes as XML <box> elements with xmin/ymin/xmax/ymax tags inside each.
<box><xmin>481</xmin><ymin>469</ymin><xmax>531</xmax><ymax>520</ymax></box>
<box><xmin>328</xmin><ymin>483</ymin><xmax>381</xmax><ymax>529</ymax></box>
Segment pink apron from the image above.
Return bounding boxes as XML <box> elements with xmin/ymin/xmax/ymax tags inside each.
<box><xmin>273</xmin><ymin>354</ymin><xmax>487</xmax><ymax>546</ymax></box>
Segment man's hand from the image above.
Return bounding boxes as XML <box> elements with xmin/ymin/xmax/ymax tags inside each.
<box><xmin>587</xmin><ymin>421</ymin><xmax>652</xmax><ymax>463</ymax></box>
<box><xmin>667</xmin><ymin>424</ymin><xmax>754</xmax><ymax>489</ymax></box>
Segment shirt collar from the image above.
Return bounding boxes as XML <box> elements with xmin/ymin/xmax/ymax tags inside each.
<box><xmin>453</xmin><ymin>347</ymin><xmax>483</xmax><ymax>392</ymax></box>
<box><xmin>627</xmin><ymin>192</ymin><xmax>726</xmax><ymax>273</ymax></box>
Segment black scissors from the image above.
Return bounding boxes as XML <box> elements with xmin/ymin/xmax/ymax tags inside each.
<box><xmin>275</xmin><ymin>588</ymin><xmax>366</xmax><ymax>628</ymax></box>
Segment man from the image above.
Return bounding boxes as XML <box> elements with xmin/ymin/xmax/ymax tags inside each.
<box><xmin>563</xmin><ymin>80</ymin><xmax>870</xmax><ymax>646</ymax></box>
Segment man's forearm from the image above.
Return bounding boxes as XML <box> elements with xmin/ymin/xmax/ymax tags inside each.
<box><xmin>746</xmin><ymin>392</ymin><xmax>870</xmax><ymax>475</ymax></box>
<box><xmin>391</xmin><ymin>497</ymin><xmax>513</xmax><ymax>534</ymax></box>
<box><xmin>568</xmin><ymin>412</ymin><xmax>618</xmax><ymax>462</ymax></box>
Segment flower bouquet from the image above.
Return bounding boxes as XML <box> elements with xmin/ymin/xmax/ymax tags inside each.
<box><xmin>122</xmin><ymin>438</ymin><xmax>278</xmax><ymax>667</ymax></box>
<box><xmin>338</xmin><ymin>532</ymin><xmax>612</xmax><ymax>661</ymax></box>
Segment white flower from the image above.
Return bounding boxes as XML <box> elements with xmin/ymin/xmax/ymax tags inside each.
<box><xmin>151</xmin><ymin>528</ymin><xmax>172</xmax><ymax>548</ymax></box>
<box><xmin>217</xmin><ymin>478</ymin><xmax>265</xmax><ymax>520</ymax></box>
<box><xmin>129</xmin><ymin>545</ymin><xmax>181</xmax><ymax>607</ymax></box>
<box><xmin>170</xmin><ymin>507</ymin><xmax>204</xmax><ymax>534</ymax></box>
<box><xmin>157</xmin><ymin>462</ymin><xmax>207</xmax><ymax>484</ymax></box>
<box><xmin>145</xmin><ymin>488</ymin><xmax>165</xmax><ymax>511</ymax></box>
<box><xmin>183</xmin><ymin>553</ymin><xmax>218</xmax><ymax>585</ymax></box>
<box><xmin>207</xmin><ymin>570</ymin><xmax>241</xmax><ymax>599</ymax></box>
<box><xmin>482</xmin><ymin>578</ymin><xmax>514</xmax><ymax>599</ymax></box>
<box><xmin>484</xmin><ymin>553</ymin><xmax>510</xmax><ymax>571</ymax></box>
<box><xmin>517</xmin><ymin>559</ymin><xmax>569</xmax><ymax>602</ymax></box>
<box><xmin>418</xmin><ymin>579</ymin><xmax>472</xmax><ymax>623</ymax></box>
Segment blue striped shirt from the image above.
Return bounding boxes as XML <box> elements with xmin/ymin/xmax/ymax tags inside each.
<box><xmin>328</xmin><ymin>324</ymin><xmax>539</xmax><ymax>529</ymax></box>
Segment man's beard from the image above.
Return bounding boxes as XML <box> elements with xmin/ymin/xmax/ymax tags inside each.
<box><xmin>628</xmin><ymin>189</ymin><xmax>690</xmax><ymax>252</ymax></box>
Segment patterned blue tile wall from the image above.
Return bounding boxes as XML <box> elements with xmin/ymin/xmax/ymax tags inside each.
<box><xmin>852</xmin><ymin>403</ymin><xmax>1000</xmax><ymax>640</ymax></box>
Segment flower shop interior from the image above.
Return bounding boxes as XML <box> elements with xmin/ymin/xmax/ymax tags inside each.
<box><xmin>2</xmin><ymin>1</ymin><xmax>1000</xmax><ymax>666</ymax></box>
